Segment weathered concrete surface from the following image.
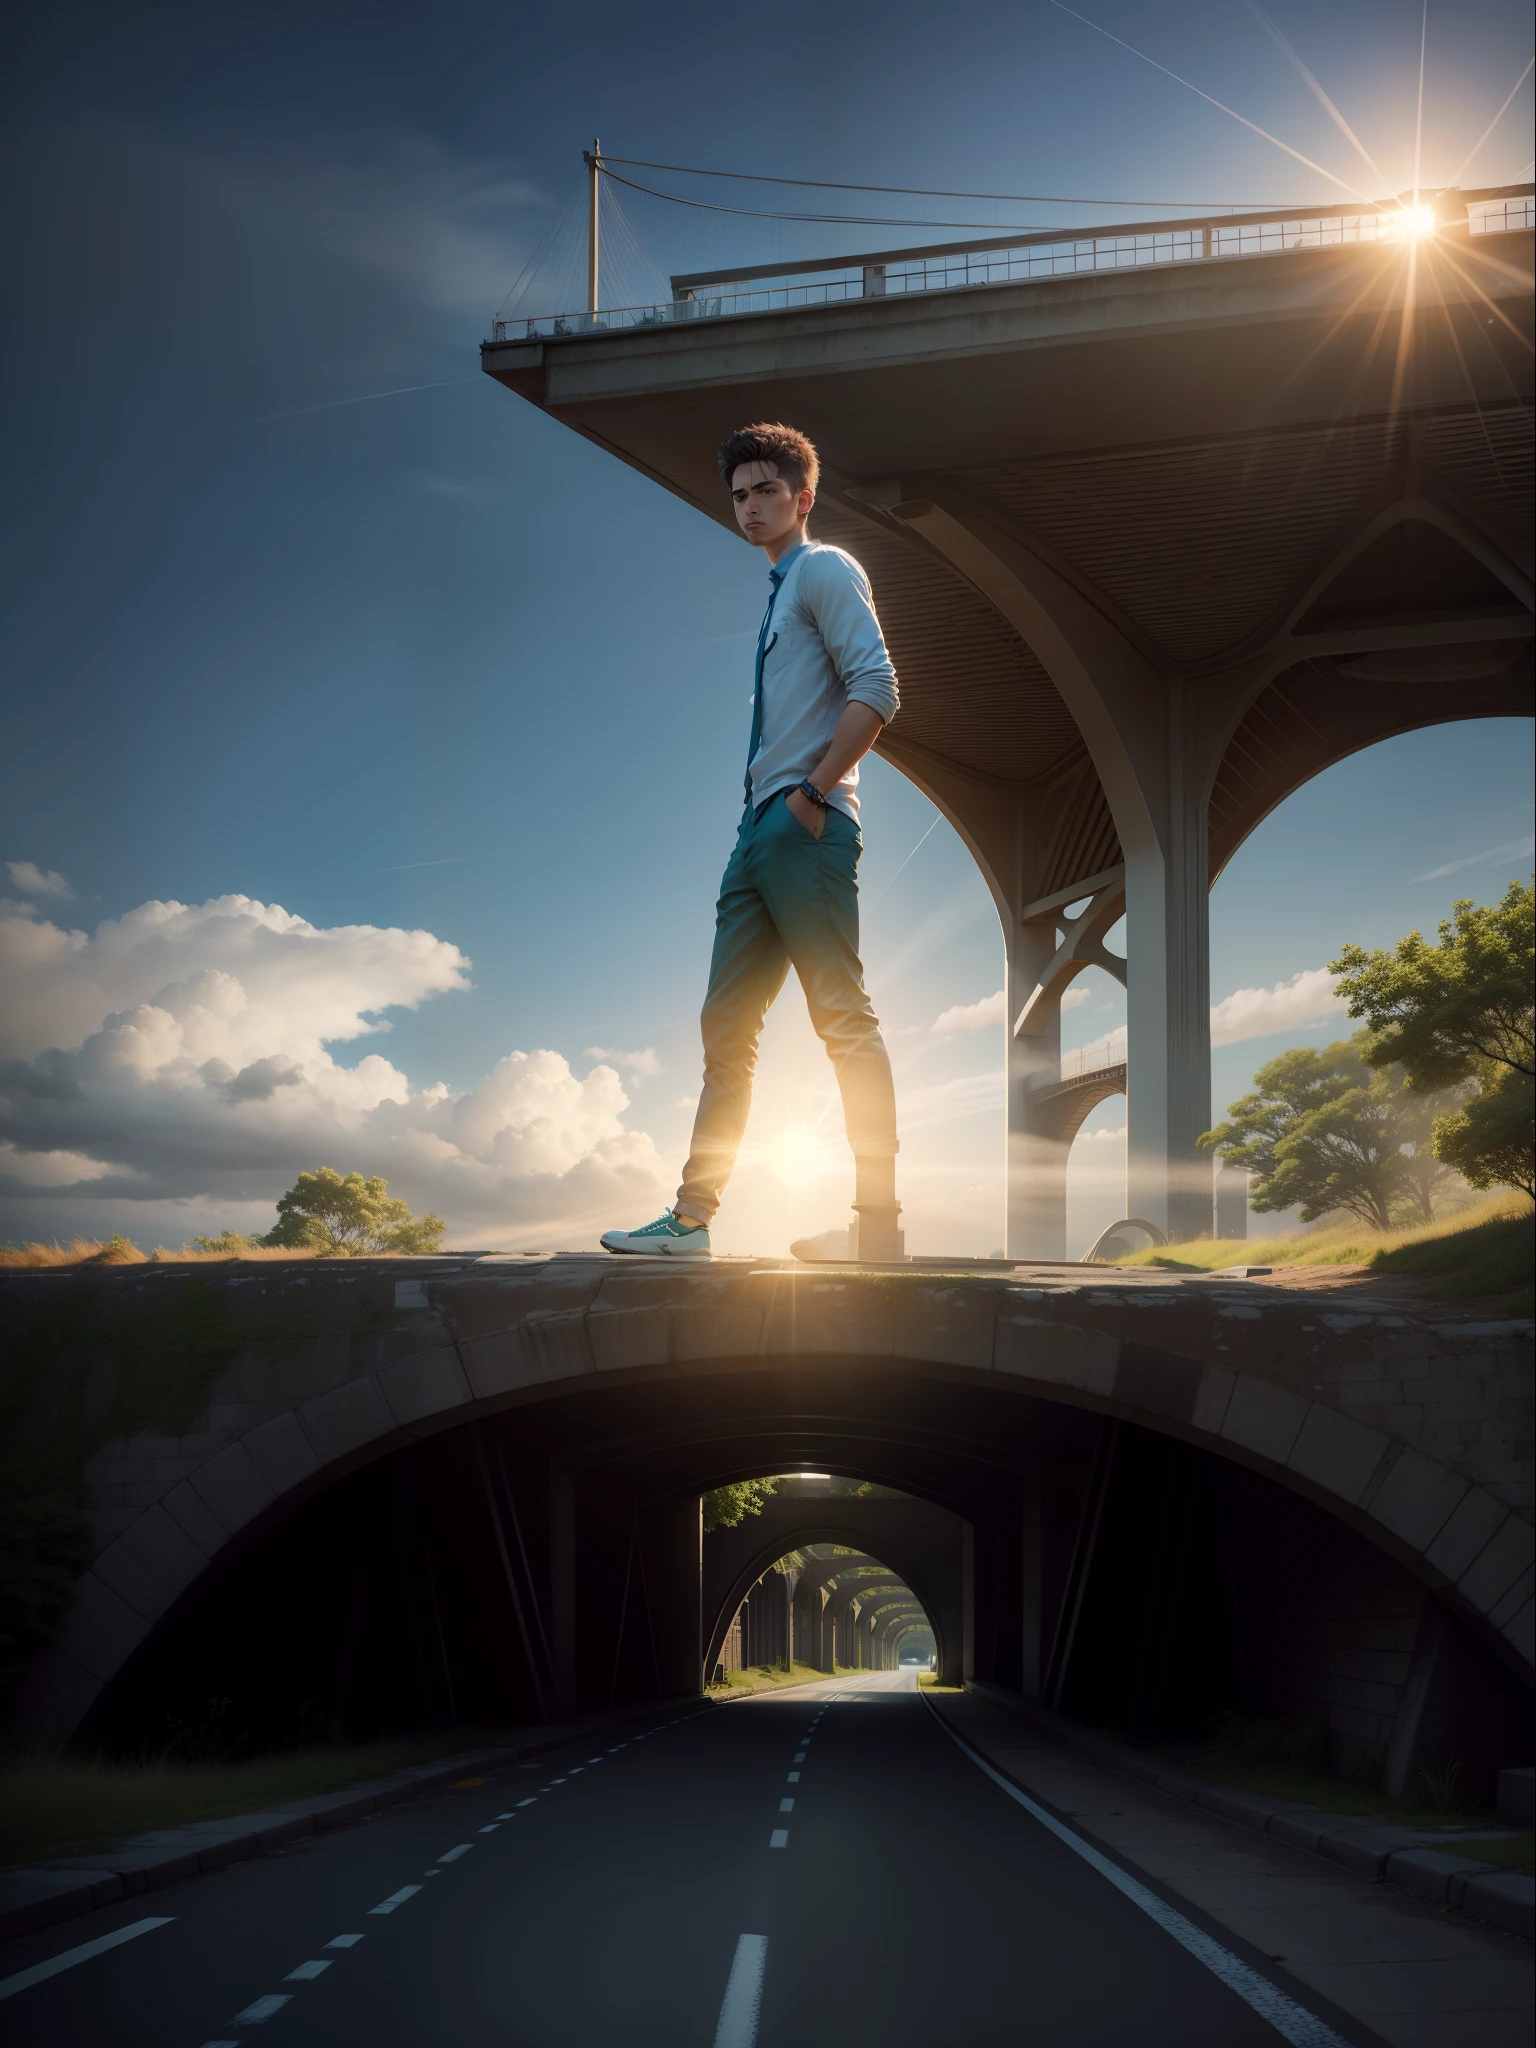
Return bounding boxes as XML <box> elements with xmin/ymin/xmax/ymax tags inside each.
<box><xmin>4</xmin><ymin>1253</ymin><xmax>1531</xmax><ymax>1743</ymax></box>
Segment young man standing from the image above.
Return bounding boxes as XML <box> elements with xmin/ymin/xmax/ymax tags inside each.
<box><xmin>602</xmin><ymin>421</ymin><xmax>903</xmax><ymax>1261</ymax></box>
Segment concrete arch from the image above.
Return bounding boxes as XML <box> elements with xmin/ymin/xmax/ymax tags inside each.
<box><xmin>703</xmin><ymin>1520</ymin><xmax>951</xmax><ymax>1680</ymax></box>
<box><xmin>8</xmin><ymin>1260</ymin><xmax>1530</xmax><ymax>1744</ymax></box>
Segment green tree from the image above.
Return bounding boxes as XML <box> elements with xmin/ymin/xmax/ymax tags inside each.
<box><xmin>1199</xmin><ymin>1033</ymin><xmax>1457</xmax><ymax>1229</ymax></box>
<box><xmin>702</xmin><ymin>1478</ymin><xmax>779</xmax><ymax>1533</ymax></box>
<box><xmin>1330</xmin><ymin>881</ymin><xmax>1534</xmax><ymax>1199</ymax></box>
<box><xmin>260</xmin><ymin>1169</ymin><xmax>447</xmax><ymax>1256</ymax></box>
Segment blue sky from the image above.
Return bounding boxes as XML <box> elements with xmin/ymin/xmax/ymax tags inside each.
<box><xmin>2</xmin><ymin>0</ymin><xmax>1531</xmax><ymax>1255</ymax></box>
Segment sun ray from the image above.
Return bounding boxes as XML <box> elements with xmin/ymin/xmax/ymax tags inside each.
<box><xmin>1420</xmin><ymin>238</ymin><xmax>1536</xmax><ymax>359</ymax></box>
<box><xmin>1049</xmin><ymin>2</ymin><xmax>1375</xmax><ymax>200</ymax></box>
<box><xmin>1412</xmin><ymin>1</ymin><xmax>1429</xmax><ymax>206</ymax></box>
<box><xmin>1450</xmin><ymin>57</ymin><xmax>1536</xmax><ymax>187</ymax></box>
<box><xmin>1240</xmin><ymin>0</ymin><xmax>1395</xmax><ymax>198</ymax></box>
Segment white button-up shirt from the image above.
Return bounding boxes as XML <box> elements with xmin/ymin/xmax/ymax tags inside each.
<box><xmin>747</xmin><ymin>540</ymin><xmax>900</xmax><ymax>823</ymax></box>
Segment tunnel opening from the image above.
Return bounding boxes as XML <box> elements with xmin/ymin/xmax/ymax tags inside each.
<box><xmin>711</xmin><ymin>1535</ymin><xmax>937</xmax><ymax>1686</ymax></box>
<box><xmin>68</xmin><ymin>1350</ymin><xmax>1529</xmax><ymax>1814</ymax></box>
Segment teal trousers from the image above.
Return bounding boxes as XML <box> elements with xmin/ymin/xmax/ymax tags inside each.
<box><xmin>676</xmin><ymin>792</ymin><xmax>899</xmax><ymax>1224</ymax></box>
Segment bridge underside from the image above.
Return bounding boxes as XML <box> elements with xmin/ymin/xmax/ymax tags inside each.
<box><xmin>485</xmin><ymin>226</ymin><xmax>1534</xmax><ymax>1252</ymax></box>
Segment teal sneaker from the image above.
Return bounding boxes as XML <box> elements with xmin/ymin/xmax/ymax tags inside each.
<box><xmin>600</xmin><ymin>1210</ymin><xmax>712</xmax><ymax>1257</ymax></box>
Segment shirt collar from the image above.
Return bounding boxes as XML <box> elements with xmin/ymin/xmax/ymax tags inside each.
<box><xmin>768</xmin><ymin>540</ymin><xmax>810</xmax><ymax>586</ymax></box>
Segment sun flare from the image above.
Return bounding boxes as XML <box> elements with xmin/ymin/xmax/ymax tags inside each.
<box><xmin>763</xmin><ymin>1123</ymin><xmax>842</xmax><ymax>1188</ymax></box>
<box><xmin>1391</xmin><ymin>203</ymin><xmax>1437</xmax><ymax>242</ymax></box>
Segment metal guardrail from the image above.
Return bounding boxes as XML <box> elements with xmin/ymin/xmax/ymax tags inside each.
<box><xmin>489</xmin><ymin>187</ymin><xmax>1533</xmax><ymax>344</ymax></box>
<box><xmin>1032</xmin><ymin>1028</ymin><xmax>1128</xmax><ymax>1091</ymax></box>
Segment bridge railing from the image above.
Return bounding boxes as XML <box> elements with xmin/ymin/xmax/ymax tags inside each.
<box><xmin>489</xmin><ymin>184</ymin><xmax>1533</xmax><ymax>343</ymax></box>
<box><xmin>1031</xmin><ymin>1027</ymin><xmax>1128</xmax><ymax>1091</ymax></box>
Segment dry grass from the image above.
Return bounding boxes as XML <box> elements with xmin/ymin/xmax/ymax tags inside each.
<box><xmin>0</xmin><ymin>1237</ymin><xmax>323</xmax><ymax>1270</ymax></box>
<box><xmin>1119</xmin><ymin>1192</ymin><xmax>1531</xmax><ymax>1287</ymax></box>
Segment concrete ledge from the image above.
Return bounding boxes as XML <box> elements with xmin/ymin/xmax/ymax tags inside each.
<box><xmin>1384</xmin><ymin>1846</ymin><xmax>1493</xmax><ymax>1905</ymax></box>
<box><xmin>0</xmin><ymin>1866</ymin><xmax>126</xmax><ymax>1941</ymax></box>
<box><xmin>1463</xmin><ymin>1870</ymin><xmax>1536</xmax><ymax>1939</ymax></box>
<box><xmin>0</xmin><ymin>1710</ymin><xmax>703</xmax><ymax>1948</ymax></box>
<box><xmin>959</xmin><ymin>1681</ymin><xmax>1533</xmax><ymax>1940</ymax></box>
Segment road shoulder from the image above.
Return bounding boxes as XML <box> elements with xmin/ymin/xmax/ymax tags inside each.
<box><xmin>926</xmin><ymin>1687</ymin><xmax>1534</xmax><ymax>2048</ymax></box>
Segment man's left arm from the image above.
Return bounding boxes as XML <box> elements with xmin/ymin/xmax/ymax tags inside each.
<box><xmin>788</xmin><ymin>556</ymin><xmax>899</xmax><ymax>835</ymax></box>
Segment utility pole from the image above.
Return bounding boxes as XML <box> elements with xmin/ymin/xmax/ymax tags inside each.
<box><xmin>585</xmin><ymin>138</ymin><xmax>601</xmax><ymax>315</ymax></box>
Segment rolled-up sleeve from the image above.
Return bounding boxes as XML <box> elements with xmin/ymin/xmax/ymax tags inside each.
<box><xmin>804</xmin><ymin>551</ymin><xmax>899</xmax><ymax>725</ymax></box>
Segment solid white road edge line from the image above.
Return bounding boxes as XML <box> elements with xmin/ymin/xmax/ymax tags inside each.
<box><xmin>924</xmin><ymin>1703</ymin><xmax>1354</xmax><ymax>2048</ymax></box>
<box><xmin>0</xmin><ymin>1916</ymin><xmax>175</xmax><ymax>2002</ymax></box>
<box><xmin>713</xmin><ymin>1932</ymin><xmax>768</xmax><ymax>2048</ymax></box>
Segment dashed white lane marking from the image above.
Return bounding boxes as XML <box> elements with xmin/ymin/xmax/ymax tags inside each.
<box><xmin>778</xmin><ymin>1798</ymin><xmax>794</xmax><ymax>1813</ymax></box>
<box><xmin>478</xmin><ymin>1823</ymin><xmax>499</xmax><ymax>1834</ymax></box>
<box><xmin>0</xmin><ymin>1916</ymin><xmax>174</xmax><ymax>2002</ymax></box>
<box><xmin>569</xmin><ymin>1767</ymin><xmax>584</xmax><ymax>1774</ymax></box>
<box><xmin>369</xmin><ymin>1885</ymin><xmax>423</xmax><ymax>1914</ymax></box>
<box><xmin>769</xmin><ymin>1829</ymin><xmax>789</xmax><ymax>1849</ymax></box>
<box><xmin>786</xmin><ymin>1771</ymin><xmax>800</xmax><ymax>1783</ymax></box>
<box><xmin>926</xmin><ymin>1704</ymin><xmax>1355</xmax><ymax>2048</ymax></box>
<box><xmin>232</xmin><ymin>1993</ymin><xmax>292</xmax><ymax>2023</ymax></box>
<box><xmin>792</xmin><ymin>1751</ymin><xmax>806</xmax><ymax>1762</ymax></box>
<box><xmin>437</xmin><ymin>1844</ymin><xmax>473</xmax><ymax>1863</ymax></box>
<box><xmin>497</xmin><ymin>1812</ymin><xmax>516</xmax><ymax>1820</ymax></box>
<box><xmin>587</xmin><ymin>1757</ymin><xmax>603</xmax><ymax>1763</ymax></box>
<box><xmin>713</xmin><ymin>1933</ymin><xmax>768</xmax><ymax>2048</ymax></box>
<box><xmin>326</xmin><ymin>1935</ymin><xmax>364</xmax><ymax>1950</ymax></box>
<box><xmin>517</xmin><ymin>1797</ymin><xmax>538</xmax><ymax>1807</ymax></box>
<box><xmin>283</xmin><ymin>1961</ymin><xmax>331</xmax><ymax>1983</ymax></box>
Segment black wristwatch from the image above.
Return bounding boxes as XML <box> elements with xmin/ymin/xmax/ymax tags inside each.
<box><xmin>796</xmin><ymin>778</ymin><xmax>829</xmax><ymax>808</ymax></box>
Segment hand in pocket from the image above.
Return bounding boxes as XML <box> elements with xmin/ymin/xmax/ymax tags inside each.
<box><xmin>784</xmin><ymin>788</ymin><xmax>826</xmax><ymax>840</ymax></box>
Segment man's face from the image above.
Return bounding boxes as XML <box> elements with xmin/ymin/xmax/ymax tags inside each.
<box><xmin>730</xmin><ymin>460</ymin><xmax>812</xmax><ymax>547</ymax></box>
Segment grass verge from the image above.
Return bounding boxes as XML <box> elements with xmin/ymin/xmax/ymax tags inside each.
<box><xmin>917</xmin><ymin>1672</ymin><xmax>962</xmax><ymax>1692</ymax></box>
<box><xmin>706</xmin><ymin>1662</ymin><xmax>837</xmax><ymax>1698</ymax></box>
<box><xmin>1121</xmin><ymin>1193</ymin><xmax>1532</xmax><ymax>1306</ymax></box>
<box><xmin>0</xmin><ymin>1732</ymin><xmax>510</xmax><ymax>1867</ymax></box>
<box><xmin>1174</xmin><ymin>1751</ymin><xmax>1498</xmax><ymax>1826</ymax></box>
<box><xmin>0</xmin><ymin>1236</ymin><xmax>324</xmax><ymax>1268</ymax></box>
<box><xmin>1438</xmin><ymin>1832</ymin><xmax>1534</xmax><ymax>1872</ymax></box>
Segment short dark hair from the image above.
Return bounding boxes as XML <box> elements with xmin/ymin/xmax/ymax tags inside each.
<box><xmin>717</xmin><ymin>422</ymin><xmax>820</xmax><ymax>497</ymax></box>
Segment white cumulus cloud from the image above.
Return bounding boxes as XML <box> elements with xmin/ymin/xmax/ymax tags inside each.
<box><xmin>0</xmin><ymin>891</ymin><xmax>665</xmax><ymax>1246</ymax></box>
<box><xmin>585</xmin><ymin>1045</ymin><xmax>661</xmax><ymax>1078</ymax></box>
<box><xmin>932</xmin><ymin>985</ymin><xmax>1091</xmax><ymax>1033</ymax></box>
<box><xmin>6</xmin><ymin>861</ymin><xmax>73</xmax><ymax>901</ymax></box>
<box><xmin>1209</xmin><ymin>967</ymin><xmax>1344</xmax><ymax>1047</ymax></box>
<box><xmin>932</xmin><ymin>968</ymin><xmax>1343</xmax><ymax>1054</ymax></box>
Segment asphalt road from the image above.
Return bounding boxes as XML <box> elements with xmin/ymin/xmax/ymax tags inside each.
<box><xmin>0</xmin><ymin>1672</ymin><xmax>1370</xmax><ymax>2047</ymax></box>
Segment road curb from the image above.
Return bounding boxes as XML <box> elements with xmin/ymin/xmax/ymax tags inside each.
<box><xmin>0</xmin><ymin>1696</ymin><xmax>704</xmax><ymax>1948</ymax></box>
<box><xmin>953</xmin><ymin>1683</ymin><xmax>1533</xmax><ymax>1943</ymax></box>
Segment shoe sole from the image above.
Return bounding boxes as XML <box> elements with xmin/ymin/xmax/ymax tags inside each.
<box><xmin>600</xmin><ymin>1238</ymin><xmax>711</xmax><ymax>1257</ymax></box>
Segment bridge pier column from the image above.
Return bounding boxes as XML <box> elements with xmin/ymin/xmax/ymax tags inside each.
<box><xmin>550</xmin><ymin>1469</ymin><xmax>577</xmax><ymax>1717</ymax></box>
<box><xmin>1007</xmin><ymin>914</ymin><xmax>1069</xmax><ymax>1259</ymax></box>
<box><xmin>1124</xmin><ymin>794</ymin><xmax>1212</xmax><ymax>1245</ymax></box>
<box><xmin>637</xmin><ymin>1493</ymin><xmax>703</xmax><ymax>1698</ymax></box>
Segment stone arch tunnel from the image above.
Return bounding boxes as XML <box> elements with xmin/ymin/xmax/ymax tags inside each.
<box><xmin>4</xmin><ymin>1254</ymin><xmax>1530</xmax><ymax>1803</ymax></box>
<box><xmin>702</xmin><ymin>1485</ymin><xmax>960</xmax><ymax>1681</ymax></box>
